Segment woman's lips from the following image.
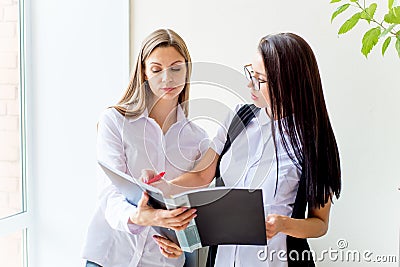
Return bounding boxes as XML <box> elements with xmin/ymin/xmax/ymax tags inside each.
<box><xmin>161</xmin><ymin>87</ymin><xmax>177</xmax><ymax>92</ymax></box>
<box><xmin>251</xmin><ymin>93</ymin><xmax>258</xmax><ymax>100</ymax></box>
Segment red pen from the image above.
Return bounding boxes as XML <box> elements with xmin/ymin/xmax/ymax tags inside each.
<box><xmin>145</xmin><ymin>172</ymin><xmax>165</xmax><ymax>184</ymax></box>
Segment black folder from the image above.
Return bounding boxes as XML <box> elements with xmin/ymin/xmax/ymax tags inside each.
<box><xmin>99</xmin><ymin>160</ymin><xmax>267</xmax><ymax>249</ymax></box>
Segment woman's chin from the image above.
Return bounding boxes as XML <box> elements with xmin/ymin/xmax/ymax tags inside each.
<box><xmin>252</xmin><ymin>100</ymin><xmax>268</xmax><ymax>109</ymax></box>
<box><xmin>162</xmin><ymin>91</ymin><xmax>180</xmax><ymax>99</ymax></box>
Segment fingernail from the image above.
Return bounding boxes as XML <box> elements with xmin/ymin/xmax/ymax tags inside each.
<box><xmin>152</xmin><ymin>235</ymin><xmax>158</xmax><ymax>239</ymax></box>
<box><xmin>194</xmin><ymin>214</ymin><xmax>198</xmax><ymax>218</ymax></box>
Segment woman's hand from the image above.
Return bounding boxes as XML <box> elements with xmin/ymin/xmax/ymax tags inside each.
<box><xmin>152</xmin><ymin>235</ymin><xmax>183</xmax><ymax>258</ymax></box>
<box><xmin>265</xmin><ymin>214</ymin><xmax>288</xmax><ymax>239</ymax></box>
<box><xmin>141</xmin><ymin>169</ymin><xmax>193</xmax><ymax>196</ymax></box>
<box><xmin>141</xmin><ymin>169</ymin><xmax>157</xmax><ymax>183</ymax></box>
<box><xmin>129</xmin><ymin>192</ymin><xmax>197</xmax><ymax>231</ymax></box>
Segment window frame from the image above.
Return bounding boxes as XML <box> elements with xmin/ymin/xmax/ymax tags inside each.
<box><xmin>0</xmin><ymin>0</ymin><xmax>29</xmax><ymax>266</ymax></box>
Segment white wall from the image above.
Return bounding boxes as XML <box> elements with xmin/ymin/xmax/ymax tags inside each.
<box><xmin>28</xmin><ymin>0</ymin><xmax>129</xmax><ymax>266</ymax></box>
<box><xmin>131</xmin><ymin>0</ymin><xmax>400</xmax><ymax>266</ymax></box>
<box><xmin>28</xmin><ymin>0</ymin><xmax>400</xmax><ymax>266</ymax></box>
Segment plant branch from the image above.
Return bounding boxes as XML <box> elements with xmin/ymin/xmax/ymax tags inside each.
<box><xmin>354</xmin><ymin>1</ymin><xmax>398</xmax><ymax>36</ymax></box>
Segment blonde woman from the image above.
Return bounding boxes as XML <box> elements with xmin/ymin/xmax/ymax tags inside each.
<box><xmin>82</xmin><ymin>29</ymin><xmax>208</xmax><ymax>267</ymax></box>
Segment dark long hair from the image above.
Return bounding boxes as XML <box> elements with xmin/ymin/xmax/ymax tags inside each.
<box><xmin>258</xmin><ymin>33</ymin><xmax>341</xmax><ymax>208</ymax></box>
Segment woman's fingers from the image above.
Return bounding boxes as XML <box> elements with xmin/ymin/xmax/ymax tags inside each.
<box><xmin>173</xmin><ymin>222</ymin><xmax>190</xmax><ymax>231</ymax></box>
<box><xmin>168</xmin><ymin>208</ymin><xmax>197</xmax><ymax>223</ymax></box>
<box><xmin>168</xmin><ymin>213</ymin><xmax>197</xmax><ymax>228</ymax></box>
<box><xmin>157</xmin><ymin>208</ymin><xmax>197</xmax><ymax>230</ymax></box>
<box><xmin>154</xmin><ymin>235</ymin><xmax>182</xmax><ymax>250</ymax></box>
<box><xmin>163</xmin><ymin>207</ymin><xmax>197</xmax><ymax>219</ymax></box>
<box><xmin>141</xmin><ymin>169</ymin><xmax>156</xmax><ymax>183</ymax></box>
<box><xmin>137</xmin><ymin>192</ymin><xmax>149</xmax><ymax>208</ymax></box>
<box><xmin>265</xmin><ymin>216</ymin><xmax>275</xmax><ymax>239</ymax></box>
<box><xmin>159</xmin><ymin>246</ymin><xmax>180</xmax><ymax>258</ymax></box>
<box><xmin>166</xmin><ymin>207</ymin><xmax>189</xmax><ymax>217</ymax></box>
<box><xmin>265</xmin><ymin>214</ymin><xmax>280</xmax><ymax>239</ymax></box>
<box><xmin>153</xmin><ymin>235</ymin><xmax>183</xmax><ymax>258</ymax></box>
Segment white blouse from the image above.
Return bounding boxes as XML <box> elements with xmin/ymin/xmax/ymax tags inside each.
<box><xmin>211</xmin><ymin>105</ymin><xmax>301</xmax><ymax>267</ymax></box>
<box><xmin>82</xmin><ymin>106</ymin><xmax>209</xmax><ymax>267</ymax></box>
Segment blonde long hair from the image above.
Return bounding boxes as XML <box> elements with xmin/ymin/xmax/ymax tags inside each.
<box><xmin>114</xmin><ymin>29</ymin><xmax>192</xmax><ymax>118</ymax></box>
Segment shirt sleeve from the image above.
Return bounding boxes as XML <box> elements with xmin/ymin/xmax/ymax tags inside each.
<box><xmin>198</xmin><ymin>129</ymin><xmax>210</xmax><ymax>159</ymax></box>
<box><xmin>210</xmin><ymin>104</ymin><xmax>244</xmax><ymax>155</ymax></box>
<box><xmin>96</xmin><ymin>109</ymin><xmax>145</xmax><ymax>235</ymax></box>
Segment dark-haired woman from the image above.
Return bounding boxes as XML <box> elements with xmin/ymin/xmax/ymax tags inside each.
<box><xmin>151</xmin><ymin>33</ymin><xmax>341</xmax><ymax>267</ymax></box>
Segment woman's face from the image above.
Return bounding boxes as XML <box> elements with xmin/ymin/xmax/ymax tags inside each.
<box><xmin>144</xmin><ymin>46</ymin><xmax>187</xmax><ymax>101</ymax></box>
<box><xmin>247</xmin><ymin>52</ymin><xmax>270</xmax><ymax>109</ymax></box>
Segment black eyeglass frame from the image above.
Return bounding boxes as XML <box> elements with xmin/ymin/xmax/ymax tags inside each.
<box><xmin>244</xmin><ymin>64</ymin><xmax>267</xmax><ymax>91</ymax></box>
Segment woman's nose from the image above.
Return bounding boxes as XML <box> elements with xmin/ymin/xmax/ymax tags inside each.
<box><xmin>161</xmin><ymin>70</ymin><xmax>168</xmax><ymax>82</ymax></box>
<box><xmin>247</xmin><ymin>80</ymin><xmax>253</xmax><ymax>89</ymax></box>
<box><xmin>161</xmin><ymin>69</ymin><xmax>172</xmax><ymax>82</ymax></box>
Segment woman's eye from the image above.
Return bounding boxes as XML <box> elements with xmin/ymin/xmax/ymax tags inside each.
<box><xmin>151</xmin><ymin>69</ymin><xmax>161</xmax><ymax>73</ymax></box>
<box><xmin>171</xmin><ymin>67</ymin><xmax>181</xmax><ymax>72</ymax></box>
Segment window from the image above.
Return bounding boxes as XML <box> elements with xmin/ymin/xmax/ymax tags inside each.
<box><xmin>0</xmin><ymin>230</ymin><xmax>25</xmax><ymax>266</ymax></box>
<box><xmin>0</xmin><ymin>0</ymin><xmax>28</xmax><ymax>266</ymax></box>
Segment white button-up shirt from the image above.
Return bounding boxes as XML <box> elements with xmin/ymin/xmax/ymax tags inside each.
<box><xmin>211</xmin><ymin>105</ymin><xmax>301</xmax><ymax>267</ymax></box>
<box><xmin>82</xmin><ymin>106</ymin><xmax>209</xmax><ymax>267</ymax></box>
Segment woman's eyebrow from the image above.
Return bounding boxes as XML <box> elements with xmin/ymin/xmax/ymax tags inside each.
<box><xmin>149</xmin><ymin>60</ymin><xmax>184</xmax><ymax>66</ymax></box>
<box><xmin>169</xmin><ymin>60</ymin><xmax>184</xmax><ymax>66</ymax></box>
<box><xmin>254</xmin><ymin>71</ymin><xmax>267</xmax><ymax>79</ymax></box>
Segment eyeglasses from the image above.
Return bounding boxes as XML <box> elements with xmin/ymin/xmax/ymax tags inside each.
<box><xmin>244</xmin><ymin>64</ymin><xmax>267</xmax><ymax>91</ymax></box>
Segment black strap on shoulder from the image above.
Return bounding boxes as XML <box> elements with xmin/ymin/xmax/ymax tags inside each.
<box><xmin>214</xmin><ymin>104</ymin><xmax>260</xmax><ymax>186</ymax></box>
<box><xmin>206</xmin><ymin>104</ymin><xmax>259</xmax><ymax>267</ymax></box>
<box><xmin>287</xmin><ymin>173</ymin><xmax>315</xmax><ymax>266</ymax></box>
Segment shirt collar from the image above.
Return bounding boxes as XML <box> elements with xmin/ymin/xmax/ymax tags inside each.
<box><xmin>127</xmin><ymin>104</ymin><xmax>187</xmax><ymax>123</ymax></box>
<box><xmin>257</xmin><ymin>107</ymin><xmax>271</xmax><ymax>126</ymax></box>
<box><xmin>176</xmin><ymin>104</ymin><xmax>186</xmax><ymax>122</ymax></box>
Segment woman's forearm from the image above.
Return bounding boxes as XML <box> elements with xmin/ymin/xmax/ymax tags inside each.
<box><xmin>171</xmin><ymin>172</ymin><xmax>211</xmax><ymax>188</ymax></box>
<box><xmin>266</xmin><ymin>200</ymin><xmax>331</xmax><ymax>239</ymax></box>
<box><xmin>170</xmin><ymin>148</ymin><xmax>219</xmax><ymax>188</ymax></box>
<box><xmin>280</xmin><ymin>216</ymin><xmax>328</xmax><ymax>238</ymax></box>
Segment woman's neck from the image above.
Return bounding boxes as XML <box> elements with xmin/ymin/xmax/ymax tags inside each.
<box><xmin>148</xmin><ymin>97</ymin><xmax>179</xmax><ymax>134</ymax></box>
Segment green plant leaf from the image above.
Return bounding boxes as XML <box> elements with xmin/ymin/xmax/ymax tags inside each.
<box><xmin>382</xmin><ymin>36</ymin><xmax>391</xmax><ymax>56</ymax></box>
<box><xmin>361</xmin><ymin>3</ymin><xmax>377</xmax><ymax>23</ymax></box>
<box><xmin>396</xmin><ymin>37</ymin><xmax>400</xmax><ymax>58</ymax></box>
<box><xmin>384</xmin><ymin>6</ymin><xmax>400</xmax><ymax>24</ymax></box>
<box><xmin>350</xmin><ymin>0</ymin><xmax>358</xmax><ymax>2</ymax></box>
<box><xmin>361</xmin><ymin>27</ymin><xmax>381</xmax><ymax>57</ymax></box>
<box><xmin>338</xmin><ymin>13</ymin><xmax>362</xmax><ymax>34</ymax></box>
<box><xmin>331</xmin><ymin>4</ymin><xmax>350</xmax><ymax>22</ymax></box>
<box><xmin>380</xmin><ymin>24</ymin><xmax>396</xmax><ymax>38</ymax></box>
<box><xmin>389</xmin><ymin>0</ymin><xmax>394</xmax><ymax>9</ymax></box>
<box><xmin>330</xmin><ymin>0</ymin><xmax>341</xmax><ymax>3</ymax></box>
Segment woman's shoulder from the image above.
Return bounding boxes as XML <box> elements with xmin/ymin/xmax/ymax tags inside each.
<box><xmin>223</xmin><ymin>103</ymin><xmax>252</xmax><ymax>126</ymax></box>
<box><xmin>98</xmin><ymin>107</ymin><xmax>125</xmax><ymax>127</ymax></box>
<box><xmin>233</xmin><ymin>103</ymin><xmax>247</xmax><ymax>112</ymax></box>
